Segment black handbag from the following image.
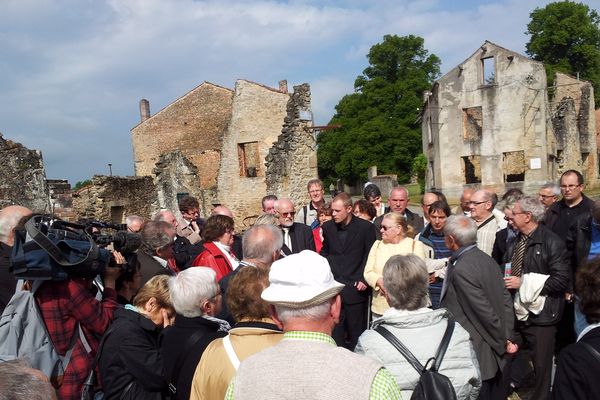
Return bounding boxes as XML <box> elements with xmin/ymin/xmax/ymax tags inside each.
<box><xmin>375</xmin><ymin>318</ymin><xmax>457</xmax><ymax>400</ymax></box>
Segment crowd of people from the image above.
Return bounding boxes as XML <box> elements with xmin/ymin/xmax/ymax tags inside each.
<box><xmin>0</xmin><ymin>171</ymin><xmax>599</xmax><ymax>399</ymax></box>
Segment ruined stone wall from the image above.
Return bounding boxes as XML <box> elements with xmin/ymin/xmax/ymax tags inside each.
<box><xmin>422</xmin><ymin>41</ymin><xmax>551</xmax><ymax>201</ymax></box>
<box><xmin>551</xmin><ymin>73</ymin><xmax>597</xmax><ymax>186</ymax></box>
<box><xmin>153</xmin><ymin>151</ymin><xmax>212</xmax><ymax>218</ymax></box>
<box><xmin>0</xmin><ymin>133</ymin><xmax>49</xmax><ymax>211</ymax></box>
<box><xmin>47</xmin><ymin>179</ymin><xmax>76</xmax><ymax>221</ymax></box>
<box><xmin>72</xmin><ymin>176</ymin><xmax>157</xmax><ymax>222</ymax></box>
<box><xmin>265</xmin><ymin>84</ymin><xmax>317</xmax><ymax>208</ymax></box>
<box><xmin>131</xmin><ymin>83</ymin><xmax>233</xmax><ymax>189</ymax></box>
<box><xmin>217</xmin><ymin>80</ymin><xmax>290</xmax><ymax>228</ymax></box>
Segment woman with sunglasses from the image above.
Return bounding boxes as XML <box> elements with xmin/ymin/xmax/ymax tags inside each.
<box><xmin>364</xmin><ymin>212</ymin><xmax>426</xmax><ymax>318</ymax></box>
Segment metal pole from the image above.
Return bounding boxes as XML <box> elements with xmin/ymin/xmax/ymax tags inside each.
<box><xmin>108</xmin><ymin>163</ymin><xmax>113</xmax><ymax>176</ymax></box>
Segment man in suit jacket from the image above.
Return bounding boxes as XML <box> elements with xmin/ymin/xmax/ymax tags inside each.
<box><xmin>441</xmin><ymin>215</ymin><xmax>515</xmax><ymax>400</ymax></box>
<box><xmin>321</xmin><ymin>193</ymin><xmax>377</xmax><ymax>350</ymax></box>
<box><xmin>276</xmin><ymin>198</ymin><xmax>316</xmax><ymax>255</ymax></box>
<box><xmin>373</xmin><ymin>186</ymin><xmax>423</xmax><ymax>239</ymax></box>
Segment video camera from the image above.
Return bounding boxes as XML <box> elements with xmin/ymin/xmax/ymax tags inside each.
<box><xmin>10</xmin><ymin>216</ymin><xmax>142</xmax><ymax>280</ymax></box>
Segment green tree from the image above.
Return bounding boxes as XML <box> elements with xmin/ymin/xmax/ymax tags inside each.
<box><xmin>526</xmin><ymin>1</ymin><xmax>600</xmax><ymax>103</ymax></box>
<box><xmin>317</xmin><ymin>35</ymin><xmax>440</xmax><ymax>185</ymax></box>
<box><xmin>73</xmin><ymin>179</ymin><xmax>92</xmax><ymax>190</ymax></box>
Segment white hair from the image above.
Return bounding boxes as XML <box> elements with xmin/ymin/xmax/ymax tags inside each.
<box><xmin>169</xmin><ymin>267</ymin><xmax>217</xmax><ymax>318</ymax></box>
<box><xmin>274</xmin><ymin>301</ymin><xmax>331</xmax><ymax>324</ymax></box>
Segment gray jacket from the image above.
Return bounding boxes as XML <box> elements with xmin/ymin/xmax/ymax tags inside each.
<box><xmin>355</xmin><ymin>308</ymin><xmax>481</xmax><ymax>400</ymax></box>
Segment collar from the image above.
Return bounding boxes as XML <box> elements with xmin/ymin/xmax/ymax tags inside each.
<box><xmin>283</xmin><ymin>331</ymin><xmax>336</xmax><ymax>346</ymax></box>
<box><xmin>336</xmin><ymin>215</ymin><xmax>354</xmax><ymax>230</ymax></box>
<box><xmin>578</xmin><ymin>322</ymin><xmax>600</xmax><ymax>342</ymax></box>
<box><xmin>450</xmin><ymin>244</ymin><xmax>477</xmax><ymax>262</ymax></box>
<box><xmin>152</xmin><ymin>255</ymin><xmax>168</xmax><ymax>268</ymax></box>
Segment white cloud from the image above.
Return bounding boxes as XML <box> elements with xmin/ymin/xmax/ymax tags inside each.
<box><xmin>0</xmin><ymin>0</ymin><xmax>596</xmax><ymax>182</ymax></box>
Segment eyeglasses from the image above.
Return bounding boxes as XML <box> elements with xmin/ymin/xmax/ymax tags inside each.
<box><xmin>279</xmin><ymin>211</ymin><xmax>295</xmax><ymax>217</ymax></box>
<box><xmin>309</xmin><ymin>189</ymin><xmax>323</xmax><ymax>194</ymax></box>
<box><xmin>467</xmin><ymin>201</ymin><xmax>487</xmax><ymax>206</ymax></box>
<box><xmin>538</xmin><ymin>194</ymin><xmax>556</xmax><ymax>199</ymax></box>
<box><xmin>560</xmin><ymin>184</ymin><xmax>581</xmax><ymax>190</ymax></box>
<box><xmin>381</xmin><ymin>225</ymin><xmax>397</xmax><ymax>231</ymax></box>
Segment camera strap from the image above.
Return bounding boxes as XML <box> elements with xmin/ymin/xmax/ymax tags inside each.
<box><xmin>25</xmin><ymin>217</ymin><xmax>98</xmax><ymax>267</ymax></box>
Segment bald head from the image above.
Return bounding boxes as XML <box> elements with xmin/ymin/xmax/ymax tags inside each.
<box><xmin>154</xmin><ymin>210</ymin><xmax>178</xmax><ymax>228</ymax></box>
<box><xmin>242</xmin><ymin>224</ymin><xmax>283</xmax><ymax>266</ymax></box>
<box><xmin>212</xmin><ymin>205</ymin><xmax>233</xmax><ymax>218</ymax></box>
<box><xmin>275</xmin><ymin>198</ymin><xmax>295</xmax><ymax>228</ymax></box>
<box><xmin>460</xmin><ymin>188</ymin><xmax>475</xmax><ymax>213</ymax></box>
<box><xmin>0</xmin><ymin>205</ymin><xmax>32</xmax><ymax>246</ymax></box>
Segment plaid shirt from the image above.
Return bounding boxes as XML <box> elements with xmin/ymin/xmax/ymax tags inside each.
<box><xmin>36</xmin><ymin>278</ymin><xmax>119</xmax><ymax>400</ymax></box>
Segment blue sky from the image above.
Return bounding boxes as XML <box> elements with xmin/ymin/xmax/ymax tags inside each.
<box><xmin>1</xmin><ymin>0</ymin><xmax>599</xmax><ymax>184</ymax></box>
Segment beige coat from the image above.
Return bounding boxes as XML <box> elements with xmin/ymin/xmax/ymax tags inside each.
<box><xmin>189</xmin><ymin>320</ymin><xmax>283</xmax><ymax>400</ymax></box>
<box><xmin>364</xmin><ymin>238</ymin><xmax>426</xmax><ymax>315</ymax></box>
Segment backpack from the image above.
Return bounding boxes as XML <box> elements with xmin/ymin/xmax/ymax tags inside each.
<box><xmin>375</xmin><ymin>319</ymin><xmax>457</xmax><ymax>400</ymax></box>
<box><xmin>0</xmin><ymin>280</ymin><xmax>80</xmax><ymax>385</ymax></box>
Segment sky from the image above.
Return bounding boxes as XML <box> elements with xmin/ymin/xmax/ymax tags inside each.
<box><xmin>1</xmin><ymin>0</ymin><xmax>599</xmax><ymax>184</ymax></box>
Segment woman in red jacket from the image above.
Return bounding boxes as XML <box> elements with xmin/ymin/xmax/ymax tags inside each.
<box><xmin>192</xmin><ymin>215</ymin><xmax>238</xmax><ymax>281</ymax></box>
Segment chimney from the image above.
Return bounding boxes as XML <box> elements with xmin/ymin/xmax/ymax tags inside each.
<box><xmin>278</xmin><ymin>80</ymin><xmax>288</xmax><ymax>94</ymax></box>
<box><xmin>139</xmin><ymin>99</ymin><xmax>150</xmax><ymax>122</ymax></box>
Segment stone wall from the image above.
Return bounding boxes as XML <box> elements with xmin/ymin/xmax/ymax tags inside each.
<box><xmin>72</xmin><ymin>176</ymin><xmax>157</xmax><ymax>223</ymax></box>
<box><xmin>551</xmin><ymin>73</ymin><xmax>598</xmax><ymax>185</ymax></box>
<box><xmin>154</xmin><ymin>151</ymin><xmax>211</xmax><ymax>218</ymax></box>
<box><xmin>422</xmin><ymin>41</ymin><xmax>554</xmax><ymax>201</ymax></box>
<box><xmin>0</xmin><ymin>132</ymin><xmax>49</xmax><ymax>211</ymax></box>
<box><xmin>131</xmin><ymin>82</ymin><xmax>233</xmax><ymax>189</ymax></box>
<box><xmin>47</xmin><ymin>179</ymin><xmax>76</xmax><ymax>221</ymax></box>
<box><xmin>216</xmin><ymin>80</ymin><xmax>290</xmax><ymax>228</ymax></box>
<box><xmin>265</xmin><ymin>84</ymin><xmax>318</xmax><ymax>208</ymax></box>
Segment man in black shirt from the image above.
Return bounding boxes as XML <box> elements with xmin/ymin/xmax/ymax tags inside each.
<box><xmin>545</xmin><ymin>170</ymin><xmax>594</xmax><ymax>238</ymax></box>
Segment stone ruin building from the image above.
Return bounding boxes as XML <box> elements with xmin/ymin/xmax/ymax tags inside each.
<box><xmin>421</xmin><ymin>41</ymin><xmax>598</xmax><ymax>201</ymax></box>
<box><xmin>121</xmin><ymin>78</ymin><xmax>317</xmax><ymax>228</ymax></box>
<box><xmin>0</xmin><ymin>133</ymin><xmax>50</xmax><ymax>212</ymax></box>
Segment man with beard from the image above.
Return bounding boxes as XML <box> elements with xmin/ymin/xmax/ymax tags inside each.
<box><xmin>276</xmin><ymin>198</ymin><xmax>315</xmax><ymax>255</ymax></box>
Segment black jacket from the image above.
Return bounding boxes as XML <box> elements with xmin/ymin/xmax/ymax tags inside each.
<box><xmin>320</xmin><ymin>216</ymin><xmax>377</xmax><ymax>304</ymax></box>
<box><xmin>566</xmin><ymin>213</ymin><xmax>592</xmax><ymax>274</ymax></box>
<box><xmin>99</xmin><ymin>308</ymin><xmax>168</xmax><ymax>400</ymax></box>
<box><xmin>504</xmin><ymin>225</ymin><xmax>570</xmax><ymax>325</ymax></box>
<box><xmin>553</xmin><ymin>326</ymin><xmax>600</xmax><ymax>400</ymax></box>
<box><xmin>161</xmin><ymin>315</ymin><xmax>226</xmax><ymax>400</ymax></box>
<box><xmin>0</xmin><ymin>242</ymin><xmax>16</xmax><ymax>313</ymax></box>
<box><xmin>281</xmin><ymin>222</ymin><xmax>316</xmax><ymax>255</ymax></box>
<box><xmin>544</xmin><ymin>194</ymin><xmax>594</xmax><ymax>237</ymax></box>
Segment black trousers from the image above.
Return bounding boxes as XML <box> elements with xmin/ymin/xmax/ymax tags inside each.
<box><xmin>332</xmin><ymin>300</ymin><xmax>368</xmax><ymax>350</ymax></box>
<box><xmin>516</xmin><ymin>323</ymin><xmax>556</xmax><ymax>400</ymax></box>
<box><xmin>478</xmin><ymin>369</ymin><xmax>504</xmax><ymax>400</ymax></box>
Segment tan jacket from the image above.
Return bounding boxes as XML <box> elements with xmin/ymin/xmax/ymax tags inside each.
<box><xmin>364</xmin><ymin>238</ymin><xmax>426</xmax><ymax>315</ymax></box>
<box><xmin>189</xmin><ymin>320</ymin><xmax>283</xmax><ymax>400</ymax></box>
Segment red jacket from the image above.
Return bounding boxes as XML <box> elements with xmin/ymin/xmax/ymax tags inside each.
<box><xmin>36</xmin><ymin>278</ymin><xmax>118</xmax><ymax>399</ymax></box>
<box><xmin>192</xmin><ymin>242</ymin><xmax>234</xmax><ymax>281</ymax></box>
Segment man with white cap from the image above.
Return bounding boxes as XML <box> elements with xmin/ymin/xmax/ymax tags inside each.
<box><xmin>224</xmin><ymin>250</ymin><xmax>401</xmax><ymax>400</ymax></box>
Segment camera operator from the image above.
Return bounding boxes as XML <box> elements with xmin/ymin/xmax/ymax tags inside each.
<box><xmin>34</xmin><ymin>239</ymin><xmax>123</xmax><ymax>398</ymax></box>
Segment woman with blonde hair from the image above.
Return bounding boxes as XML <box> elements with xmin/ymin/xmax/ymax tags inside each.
<box><xmin>364</xmin><ymin>212</ymin><xmax>426</xmax><ymax>317</ymax></box>
<box><xmin>99</xmin><ymin>275</ymin><xmax>175</xmax><ymax>399</ymax></box>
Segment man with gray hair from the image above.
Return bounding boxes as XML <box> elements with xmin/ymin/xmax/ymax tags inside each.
<box><xmin>441</xmin><ymin>215</ymin><xmax>515</xmax><ymax>399</ymax></box>
<box><xmin>225</xmin><ymin>250</ymin><xmax>401</xmax><ymax>399</ymax></box>
<box><xmin>138</xmin><ymin>220</ymin><xmax>177</xmax><ymax>286</ymax></box>
<box><xmin>218</xmin><ymin>224</ymin><xmax>283</xmax><ymax>323</ymax></box>
<box><xmin>538</xmin><ymin>182</ymin><xmax>560</xmax><ymax>210</ymax></box>
<box><xmin>0</xmin><ymin>359</ymin><xmax>57</xmax><ymax>400</ymax></box>
<box><xmin>502</xmin><ymin>196</ymin><xmax>569</xmax><ymax>399</ymax></box>
<box><xmin>162</xmin><ymin>267</ymin><xmax>227</xmax><ymax>400</ymax></box>
<box><xmin>0</xmin><ymin>205</ymin><xmax>32</xmax><ymax>312</ymax></box>
<box><xmin>125</xmin><ymin>215</ymin><xmax>144</xmax><ymax>233</ymax></box>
